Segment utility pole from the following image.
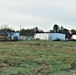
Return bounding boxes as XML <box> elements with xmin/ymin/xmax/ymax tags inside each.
<box><xmin>20</xmin><ymin>25</ymin><xmax>21</xmax><ymax>31</ymax></box>
<box><xmin>20</xmin><ymin>25</ymin><xmax>21</xmax><ymax>39</ymax></box>
<box><xmin>61</xmin><ymin>26</ymin><xmax>63</xmax><ymax>41</ymax></box>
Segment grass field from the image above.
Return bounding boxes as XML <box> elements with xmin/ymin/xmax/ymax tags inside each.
<box><xmin>0</xmin><ymin>40</ymin><xmax>76</xmax><ymax>75</ymax></box>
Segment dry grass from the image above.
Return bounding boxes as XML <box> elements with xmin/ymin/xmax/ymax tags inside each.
<box><xmin>0</xmin><ymin>40</ymin><xmax>76</xmax><ymax>75</ymax></box>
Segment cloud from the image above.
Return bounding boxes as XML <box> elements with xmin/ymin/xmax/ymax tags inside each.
<box><xmin>0</xmin><ymin>1</ymin><xmax>76</xmax><ymax>31</ymax></box>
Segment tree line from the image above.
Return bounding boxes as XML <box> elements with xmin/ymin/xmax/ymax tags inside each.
<box><xmin>0</xmin><ymin>25</ymin><xmax>15</xmax><ymax>32</ymax></box>
<box><xmin>50</xmin><ymin>24</ymin><xmax>76</xmax><ymax>35</ymax></box>
<box><xmin>0</xmin><ymin>24</ymin><xmax>76</xmax><ymax>37</ymax></box>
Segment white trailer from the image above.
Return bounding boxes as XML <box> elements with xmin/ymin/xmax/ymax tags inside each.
<box><xmin>49</xmin><ymin>33</ymin><xmax>65</xmax><ymax>40</ymax></box>
<box><xmin>34</xmin><ymin>33</ymin><xmax>49</xmax><ymax>40</ymax></box>
<box><xmin>72</xmin><ymin>35</ymin><xmax>76</xmax><ymax>40</ymax></box>
<box><xmin>34</xmin><ymin>33</ymin><xmax>65</xmax><ymax>40</ymax></box>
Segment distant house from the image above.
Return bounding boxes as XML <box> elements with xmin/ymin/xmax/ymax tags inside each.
<box><xmin>34</xmin><ymin>33</ymin><xmax>65</xmax><ymax>41</ymax></box>
<box><xmin>0</xmin><ymin>30</ymin><xmax>20</xmax><ymax>41</ymax></box>
<box><xmin>7</xmin><ymin>32</ymin><xmax>20</xmax><ymax>40</ymax></box>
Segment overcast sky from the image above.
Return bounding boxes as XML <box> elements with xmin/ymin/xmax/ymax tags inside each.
<box><xmin>0</xmin><ymin>0</ymin><xmax>76</xmax><ymax>31</ymax></box>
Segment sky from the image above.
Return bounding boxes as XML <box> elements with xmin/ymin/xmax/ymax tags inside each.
<box><xmin>0</xmin><ymin>0</ymin><xmax>76</xmax><ymax>31</ymax></box>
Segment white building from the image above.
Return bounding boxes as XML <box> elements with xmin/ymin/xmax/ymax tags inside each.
<box><xmin>34</xmin><ymin>33</ymin><xmax>65</xmax><ymax>40</ymax></box>
<box><xmin>72</xmin><ymin>35</ymin><xmax>76</xmax><ymax>40</ymax></box>
<box><xmin>49</xmin><ymin>33</ymin><xmax>65</xmax><ymax>40</ymax></box>
<box><xmin>34</xmin><ymin>33</ymin><xmax>49</xmax><ymax>40</ymax></box>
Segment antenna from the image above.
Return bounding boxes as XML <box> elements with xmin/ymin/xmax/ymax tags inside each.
<box><xmin>20</xmin><ymin>25</ymin><xmax>21</xmax><ymax>31</ymax></box>
<box><xmin>20</xmin><ymin>25</ymin><xmax>21</xmax><ymax>39</ymax></box>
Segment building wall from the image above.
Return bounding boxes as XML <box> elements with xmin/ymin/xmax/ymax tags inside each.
<box><xmin>49</xmin><ymin>33</ymin><xmax>65</xmax><ymax>40</ymax></box>
<box><xmin>72</xmin><ymin>35</ymin><xmax>76</xmax><ymax>39</ymax></box>
<box><xmin>34</xmin><ymin>33</ymin><xmax>65</xmax><ymax>40</ymax></box>
<box><xmin>34</xmin><ymin>33</ymin><xmax>49</xmax><ymax>40</ymax></box>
